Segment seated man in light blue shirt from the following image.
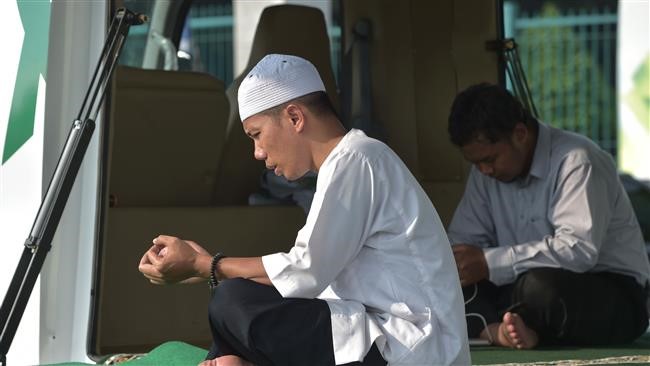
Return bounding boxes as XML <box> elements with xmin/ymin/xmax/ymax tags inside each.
<box><xmin>447</xmin><ymin>83</ymin><xmax>650</xmax><ymax>349</ymax></box>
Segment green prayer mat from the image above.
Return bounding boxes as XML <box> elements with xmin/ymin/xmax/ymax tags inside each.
<box><xmin>45</xmin><ymin>333</ymin><xmax>650</xmax><ymax>366</ymax></box>
<box><xmin>44</xmin><ymin>341</ymin><xmax>207</xmax><ymax>366</ymax></box>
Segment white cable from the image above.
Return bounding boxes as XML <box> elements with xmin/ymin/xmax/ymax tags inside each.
<box><xmin>465</xmin><ymin>313</ymin><xmax>494</xmax><ymax>345</ymax></box>
<box><xmin>464</xmin><ymin>283</ymin><xmax>494</xmax><ymax>344</ymax></box>
<box><xmin>464</xmin><ymin>283</ymin><xmax>478</xmax><ymax>305</ymax></box>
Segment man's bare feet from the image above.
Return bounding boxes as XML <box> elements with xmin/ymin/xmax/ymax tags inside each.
<box><xmin>501</xmin><ymin>312</ymin><xmax>538</xmax><ymax>349</ymax></box>
<box><xmin>480</xmin><ymin>312</ymin><xmax>539</xmax><ymax>349</ymax></box>
<box><xmin>198</xmin><ymin>355</ymin><xmax>255</xmax><ymax>366</ymax></box>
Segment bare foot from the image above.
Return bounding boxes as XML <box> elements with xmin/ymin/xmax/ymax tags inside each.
<box><xmin>480</xmin><ymin>312</ymin><xmax>539</xmax><ymax>349</ymax></box>
<box><xmin>198</xmin><ymin>355</ymin><xmax>255</xmax><ymax>366</ymax></box>
<box><xmin>501</xmin><ymin>312</ymin><xmax>538</xmax><ymax>349</ymax></box>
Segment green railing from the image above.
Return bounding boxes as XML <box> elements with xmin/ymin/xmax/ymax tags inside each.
<box><xmin>504</xmin><ymin>2</ymin><xmax>618</xmax><ymax>157</ymax></box>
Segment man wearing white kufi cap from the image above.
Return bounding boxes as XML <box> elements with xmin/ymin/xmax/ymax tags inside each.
<box><xmin>139</xmin><ymin>54</ymin><xmax>470</xmax><ymax>366</ymax></box>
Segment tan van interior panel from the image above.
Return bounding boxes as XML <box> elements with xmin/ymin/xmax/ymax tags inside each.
<box><xmin>342</xmin><ymin>0</ymin><xmax>499</xmax><ymax>226</ymax></box>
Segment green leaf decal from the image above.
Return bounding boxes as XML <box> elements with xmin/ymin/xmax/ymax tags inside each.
<box><xmin>2</xmin><ymin>0</ymin><xmax>51</xmax><ymax>164</ymax></box>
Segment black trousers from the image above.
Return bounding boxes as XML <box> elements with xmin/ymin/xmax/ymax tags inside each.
<box><xmin>463</xmin><ymin>268</ymin><xmax>649</xmax><ymax>345</ymax></box>
<box><xmin>206</xmin><ymin>277</ymin><xmax>386</xmax><ymax>366</ymax></box>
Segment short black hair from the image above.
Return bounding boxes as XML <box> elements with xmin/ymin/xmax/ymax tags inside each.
<box><xmin>262</xmin><ymin>91</ymin><xmax>338</xmax><ymax>120</ymax></box>
<box><xmin>448</xmin><ymin>83</ymin><xmax>536</xmax><ymax>146</ymax></box>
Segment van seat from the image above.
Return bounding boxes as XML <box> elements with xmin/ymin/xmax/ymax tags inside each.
<box><xmin>108</xmin><ymin>66</ymin><xmax>229</xmax><ymax>207</ymax></box>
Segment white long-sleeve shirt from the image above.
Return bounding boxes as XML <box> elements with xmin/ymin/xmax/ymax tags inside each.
<box><xmin>262</xmin><ymin>129</ymin><xmax>470</xmax><ymax>365</ymax></box>
<box><xmin>447</xmin><ymin>122</ymin><xmax>650</xmax><ymax>288</ymax></box>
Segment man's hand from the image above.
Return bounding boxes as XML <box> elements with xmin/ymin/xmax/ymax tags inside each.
<box><xmin>452</xmin><ymin>244</ymin><xmax>489</xmax><ymax>287</ymax></box>
<box><xmin>138</xmin><ymin>235</ymin><xmax>212</xmax><ymax>285</ymax></box>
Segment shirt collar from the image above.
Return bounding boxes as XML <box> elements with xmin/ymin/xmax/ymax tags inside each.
<box><xmin>526</xmin><ymin>121</ymin><xmax>551</xmax><ymax>181</ymax></box>
<box><xmin>321</xmin><ymin>129</ymin><xmax>363</xmax><ymax>169</ymax></box>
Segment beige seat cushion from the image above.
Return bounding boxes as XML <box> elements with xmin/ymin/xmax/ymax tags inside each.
<box><xmin>109</xmin><ymin>66</ymin><xmax>229</xmax><ymax>206</ymax></box>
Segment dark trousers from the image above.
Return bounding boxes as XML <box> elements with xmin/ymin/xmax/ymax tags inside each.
<box><xmin>206</xmin><ymin>277</ymin><xmax>386</xmax><ymax>366</ymax></box>
<box><xmin>464</xmin><ymin>268</ymin><xmax>649</xmax><ymax>345</ymax></box>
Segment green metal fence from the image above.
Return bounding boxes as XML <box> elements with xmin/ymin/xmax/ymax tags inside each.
<box><xmin>504</xmin><ymin>2</ymin><xmax>618</xmax><ymax>157</ymax></box>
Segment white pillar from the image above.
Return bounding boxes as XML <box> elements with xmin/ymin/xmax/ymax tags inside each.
<box><xmin>39</xmin><ymin>0</ymin><xmax>105</xmax><ymax>363</ymax></box>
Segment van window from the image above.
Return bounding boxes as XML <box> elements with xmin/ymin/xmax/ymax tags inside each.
<box><xmin>116</xmin><ymin>0</ymin><xmax>341</xmax><ymax>85</ymax></box>
<box><xmin>178</xmin><ymin>0</ymin><xmax>234</xmax><ymax>83</ymax></box>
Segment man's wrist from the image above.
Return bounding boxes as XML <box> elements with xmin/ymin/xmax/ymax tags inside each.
<box><xmin>194</xmin><ymin>253</ymin><xmax>213</xmax><ymax>280</ymax></box>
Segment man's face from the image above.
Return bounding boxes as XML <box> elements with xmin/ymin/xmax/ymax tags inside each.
<box><xmin>242</xmin><ymin>109</ymin><xmax>310</xmax><ymax>181</ymax></box>
<box><xmin>460</xmin><ymin>131</ymin><xmax>528</xmax><ymax>183</ymax></box>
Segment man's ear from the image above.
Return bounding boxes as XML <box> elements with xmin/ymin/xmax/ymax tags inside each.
<box><xmin>512</xmin><ymin>122</ymin><xmax>528</xmax><ymax>143</ymax></box>
<box><xmin>285</xmin><ymin>104</ymin><xmax>305</xmax><ymax>131</ymax></box>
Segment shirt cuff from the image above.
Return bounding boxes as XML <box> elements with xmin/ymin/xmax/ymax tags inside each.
<box><xmin>262</xmin><ymin>253</ymin><xmax>298</xmax><ymax>298</ymax></box>
<box><xmin>483</xmin><ymin>246</ymin><xmax>516</xmax><ymax>286</ymax></box>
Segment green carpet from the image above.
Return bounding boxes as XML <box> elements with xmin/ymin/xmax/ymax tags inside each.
<box><xmin>471</xmin><ymin>333</ymin><xmax>650</xmax><ymax>365</ymax></box>
<box><xmin>45</xmin><ymin>334</ymin><xmax>649</xmax><ymax>366</ymax></box>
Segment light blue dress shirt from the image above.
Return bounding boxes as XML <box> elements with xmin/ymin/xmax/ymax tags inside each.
<box><xmin>448</xmin><ymin>122</ymin><xmax>650</xmax><ymax>288</ymax></box>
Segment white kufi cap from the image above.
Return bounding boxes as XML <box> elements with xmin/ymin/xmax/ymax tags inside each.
<box><xmin>238</xmin><ymin>54</ymin><xmax>326</xmax><ymax>122</ymax></box>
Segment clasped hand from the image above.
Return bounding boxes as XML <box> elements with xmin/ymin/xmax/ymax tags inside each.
<box><xmin>452</xmin><ymin>244</ymin><xmax>489</xmax><ymax>287</ymax></box>
<box><xmin>138</xmin><ymin>235</ymin><xmax>212</xmax><ymax>285</ymax></box>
